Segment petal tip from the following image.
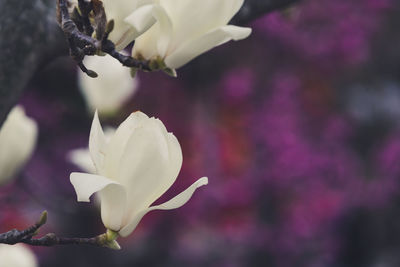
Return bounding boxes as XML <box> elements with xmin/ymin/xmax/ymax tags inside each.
<box><xmin>197</xmin><ymin>177</ymin><xmax>209</xmax><ymax>187</ymax></box>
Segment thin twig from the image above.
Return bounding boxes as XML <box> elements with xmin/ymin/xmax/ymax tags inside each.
<box><xmin>0</xmin><ymin>211</ymin><xmax>120</xmax><ymax>249</ymax></box>
<box><xmin>57</xmin><ymin>0</ymin><xmax>151</xmax><ymax>77</ymax></box>
<box><xmin>22</xmin><ymin>234</ymin><xmax>103</xmax><ymax>247</ymax></box>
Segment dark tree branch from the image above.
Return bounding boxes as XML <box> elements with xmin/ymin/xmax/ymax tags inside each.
<box><xmin>0</xmin><ymin>0</ymin><xmax>67</xmax><ymax>128</ymax></box>
<box><xmin>0</xmin><ymin>211</ymin><xmax>121</xmax><ymax>249</ymax></box>
<box><xmin>57</xmin><ymin>0</ymin><xmax>152</xmax><ymax>77</ymax></box>
<box><xmin>232</xmin><ymin>0</ymin><xmax>301</xmax><ymax>25</ymax></box>
<box><xmin>0</xmin><ymin>0</ymin><xmax>302</xmax><ymax>127</ymax></box>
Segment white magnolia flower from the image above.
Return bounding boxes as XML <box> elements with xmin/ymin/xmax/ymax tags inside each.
<box><xmin>0</xmin><ymin>106</ymin><xmax>38</xmax><ymax>185</ymax></box>
<box><xmin>70</xmin><ymin>111</ymin><xmax>208</xmax><ymax>237</ymax></box>
<box><xmin>128</xmin><ymin>0</ymin><xmax>252</xmax><ymax>70</ymax></box>
<box><xmin>78</xmin><ymin>55</ymin><xmax>139</xmax><ymax>116</ymax></box>
<box><xmin>0</xmin><ymin>244</ymin><xmax>38</xmax><ymax>267</ymax></box>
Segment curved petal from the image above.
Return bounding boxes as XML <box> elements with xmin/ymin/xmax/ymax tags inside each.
<box><xmin>130</xmin><ymin>4</ymin><xmax>173</xmax><ymax>60</ymax></box>
<box><xmin>119</xmin><ymin>177</ymin><xmax>208</xmax><ymax>237</ymax></box>
<box><xmin>103</xmin><ymin>111</ymin><xmax>149</xmax><ymax>178</ymax></box>
<box><xmin>99</xmin><ymin>182</ymin><xmax>127</xmax><ymax>231</ymax></box>
<box><xmin>70</xmin><ymin>172</ymin><xmax>127</xmax><ymax>231</ymax></box>
<box><xmin>102</xmin><ymin>0</ymin><xmax>140</xmax><ymax>50</ymax></box>
<box><xmin>70</xmin><ymin>172</ymin><xmax>120</xmax><ymax>202</ymax></box>
<box><xmin>165</xmin><ymin>25</ymin><xmax>251</xmax><ymax>69</ymax></box>
<box><xmin>89</xmin><ymin>111</ymin><xmax>107</xmax><ymax>174</ymax></box>
<box><xmin>117</xmin><ymin>118</ymin><xmax>171</xmax><ymax>214</ymax></box>
<box><xmin>151</xmin><ymin>4</ymin><xmax>173</xmax><ymax>58</ymax></box>
<box><xmin>68</xmin><ymin>148</ymin><xmax>96</xmax><ymax>174</ymax></box>
<box><xmin>148</xmin><ymin>132</ymin><xmax>183</xmax><ymax>202</ymax></box>
<box><xmin>159</xmin><ymin>0</ymin><xmax>243</xmax><ymax>47</ymax></box>
<box><xmin>123</xmin><ymin>4</ymin><xmax>157</xmax><ymax>37</ymax></box>
<box><xmin>0</xmin><ymin>106</ymin><xmax>37</xmax><ymax>185</ymax></box>
<box><xmin>79</xmin><ymin>55</ymin><xmax>138</xmax><ymax>115</ymax></box>
<box><xmin>225</xmin><ymin>0</ymin><xmax>244</xmax><ymax>23</ymax></box>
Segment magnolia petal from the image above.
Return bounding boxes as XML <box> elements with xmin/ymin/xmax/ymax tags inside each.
<box><xmin>79</xmin><ymin>55</ymin><xmax>138</xmax><ymax>115</ymax></box>
<box><xmin>124</xmin><ymin>4</ymin><xmax>157</xmax><ymax>36</ymax></box>
<box><xmin>70</xmin><ymin>172</ymin><xmax>120</xmax><ymax>202</ymax></box>
<box><xmin>151</xmin><ymin>4</ymin><xmax>173</xmax><ymax>58</ymax></box>
<box><xmin>131</xmin><ymin>23</ymin><xmax>160</xmax><ymax>60</ymax></box>
<box><xmin>70</xmin><ymin>172</ymin><xmax>127</xmax><ymax>231</ymax></box>
<box><xmin>68</xmin><ymin>148</ymin><xmax>96</xmax><ymax>174</ymax></box>
<box><xmin>224</xmin><ymin>0</ymin><xmax>244</xmax><ymax>24</ymax></box>
<box><xmin>89</xmin><ymin>111</ymin><xmax>107</xmax><ymax>174</ymax></box>
<box><xmin>99</xmin><ymin>182</ymin><xmax>127</xmax><ymax>231</ymax></box>
<box><xmin>119</xmin><ymin>177</ymin><xmax>208</xmax><ymax>237</ymax></box>
<box><xmin>159</xmin><ymin>0</ymin><xmax>242</xmax><ymax>47</ymax></box>
<box><xmin>165</xmin><ymin>25</ymin><xmax>251</xmax><ymax>69</ymax></box>
<box><xmin>129</xmin><ymin>4</ymin><xmax>173</xmax><ymax>60</ymax></box>
<box><xmin>104</xmin><ymin>111</ymin><xmax>149</xmax><ymax>178</ymax></box>
<box><xmin>166</xmin><ymin>133</ymin><xmax>183</xmax><ymax>182</ymax></box>
<box><xmin>0</xmin><ymin>106</ymin><xmax>38</xmax><ymax>185</ymax></box>
<box><xmin>117</xmin><ymin>118</ymin><xmax>171</xmax><ymax>213</ymax></box>
<box><xmin>114</xmin><ymin>28</ymin><xmax>137</xmax><ymax>52</ymax></box>
<box><xmin>102</xmin><ymin>0</ymin><xmax>142</xmax><ymax>50</ymax></box>
<box><xmin>148</xmin><ymin>132</ymin><xmax>183</xmax><ymax>204</ymax></box>
<box><xmin>0</xmin><ymin>244</ymin><xmax>38</xmax><ymax>267</ymax></box>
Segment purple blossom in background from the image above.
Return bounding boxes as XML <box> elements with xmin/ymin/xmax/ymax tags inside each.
<box><xmin>1</xmin><ymin>0</ymin><xmax>400</xmax><ymax>266</ymax></box>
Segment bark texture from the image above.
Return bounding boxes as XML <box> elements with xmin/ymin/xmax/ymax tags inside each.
<box><xmin>0</xmin><ymin>0</ymin><xmax>67</xmax><ymax>126</ymax></box>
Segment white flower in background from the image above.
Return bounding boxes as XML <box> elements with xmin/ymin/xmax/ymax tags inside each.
<box><xmin>68</xmin><ymin>127</ymin><xmax>116</xmax><ymax>174</ymax></box>
<box><xmin>68</xmin><ymin>148</ymin><xmax>97</xmax><ymax>174</ymax></box>
<box><xmin>70</xmin><ymin>111</ymin><xmax>208</xmax><ymax>237</ymax></box>
<box><xmin>0</xmin><ymin>244</ymin><xmax>38</xmax><ymax>267</ymax></box>
<box><xmin>128</xmin><ymin>0</ymin><xmax>252</xmax><ymax>71</ymax></box>
<box><xmin>78</xmin><ymin>55</ymin><xmax>139</xmax><ymax>116</ymax></box>
<box><xmin>0</xmin><ymin>106</ymin><xmax>38</xmax><ymax>185</ymax></box>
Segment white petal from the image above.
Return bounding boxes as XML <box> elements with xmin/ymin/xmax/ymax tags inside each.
<box><xmin>131</xmin><ymin>4</ymin><xmax>173</xmax><ymax>60</ymax></box>
<box><xmin>149</xmin><ymin>133</ymin><xmax>183</xmax><ymax>200</ymax></box>
<box><xmin>159</xmin><ymin>0</ymin><xmax>243</xmax><ymax>48</ymax></box>
<box><xmin>123</xmin><ymin>4</ymin><xmax>157</xmax><ymax>36</ymax></box>
<box><xmin>117</xmin><ymin>118</ymin><xmax>171</xmax><ymax>214</ymax></box>
<box><xmin>152</xmin><ymin>177</ymin><xmax>208</xmax><ymax>209</ymax></box>
<box><xmin>99</xmin><ymin>182</ymin><xmax>127</xmax><ymax>231</ymax></box>
<box><xmin>70</xmin><ymin>172</ymin><xmax>118</xmax><ymax>202</ymax></box>
<box><xmin>89</xmin><ymin>111</ymin><xmax>108</xmax><ymax>174</ymax></box>
<box><xmin>0</xmin><ymin>106</ymin><xmax>38</xmax><ymax>185</ymax></box>
<box><xmin>119</xmin><ymin>177</ymin><xmax>208</xmax><ymax>237</ymax></box>
<box><xmin>132</xmin><ymin>23</ymin><xmax>161</xmax><ymax>60</ymax></box>
<box><xmin>103</xmin><ymin>111</ymin><xmax>149</xmax><ymax>178</ymax></box>
<box><xmin>0</xmin><ymin>244</ymin><xmax>38</xmax><ymax>267</ymax></box>
<box><xmin>79</xmin><ymin>55</ymin><xmax>138</xmax><ymax>115</ymax></box>
<box><xmin>151</xmin><ymin>5</ymin><xmax>173</xmax><ymax>58</ymax></box>
<box><xmin>165</xmin><ymin>25</ymin><xmax>251</xmax><ymax>69</ymax></box>
<box><xmin>70</xmin><ymin>172</ymin><xmax>127</xmax><ymax>231</ymax></box>
<box><xmin>68</xmin><ymin>148</ymin><xmax>96</xmax><ymax>174</ymax></box>
<box><xmin>224</xmin><ymin>0</ymin><xmax>244</xmax><ymax>23</ymax></box>
<box><xmin>101</xmin><ymin>0</ymin><xmax>141</xmax><ymax>50</ymax></box>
